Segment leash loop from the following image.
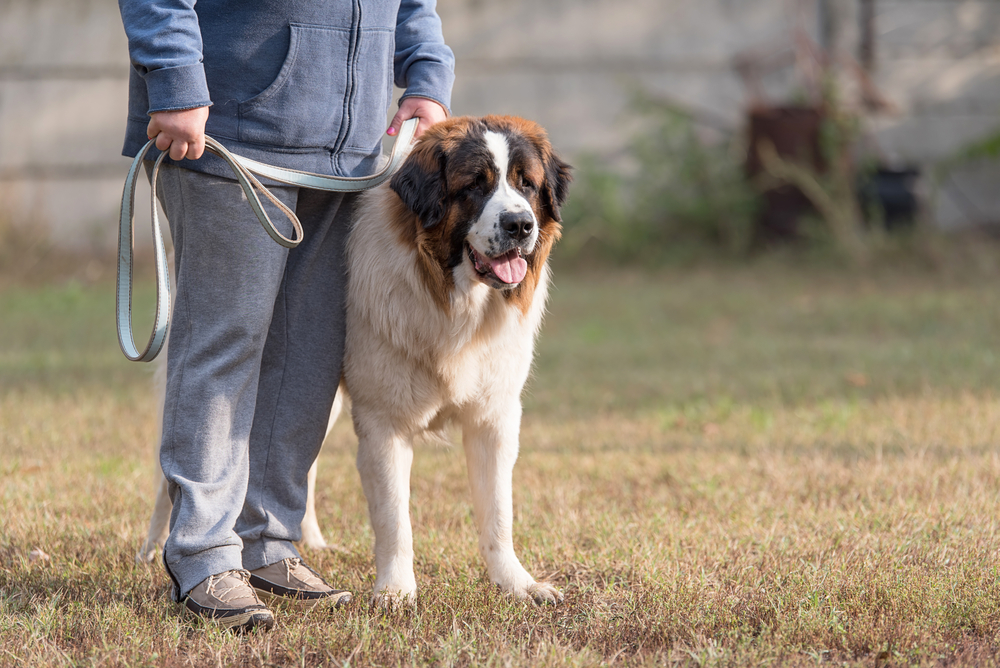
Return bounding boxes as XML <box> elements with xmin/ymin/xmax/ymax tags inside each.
<box><xmin>116</xmin><ymin>117</ymin><xmax>418</xmax><ymax>362</ymax></box>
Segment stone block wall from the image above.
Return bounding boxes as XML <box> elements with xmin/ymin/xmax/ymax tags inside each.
<box><xmin>1</xmin><ymin>0</ymin><xmax>998</xmax><ymax>251</ymax></box>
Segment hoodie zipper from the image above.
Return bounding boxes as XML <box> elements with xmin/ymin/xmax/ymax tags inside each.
<box><xmin>333</xmin><ymin>0</ymin><xmax>363</xmax><ymax>167</ymax></box>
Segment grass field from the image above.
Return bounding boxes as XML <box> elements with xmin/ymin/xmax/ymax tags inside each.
<box><xmin>2</xmin><ymin>262</ymin><xmax>1000</xmax><ymax>667</ymax></box>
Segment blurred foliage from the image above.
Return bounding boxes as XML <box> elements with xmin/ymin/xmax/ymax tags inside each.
<box><xmin>932</xmin><ymin>123</ymin><xmax>1000</xmax><ymax>213</ymax></box>
<box><xmin>560</xmin><ymin>98</ymin><xmax>761</xmax><ymax>265</ymax></box>
<box><xmin>558</xmin><ymin>79</ymin><xmax>942</xmax><ymax>268</ymax></box>
<box><xmin>948</xmin><ymin>126</ymin><xmax>1000</xmax><ymax>166</ymax></box>
<box><xmin>754</xmin><ymin>92</ymin><xmax>871</xmax><ymax>264</ymax></box>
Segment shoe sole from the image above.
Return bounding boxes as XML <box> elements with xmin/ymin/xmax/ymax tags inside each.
<box><xmin>184</xmin><ymin>606</ymin><xmax>275</xmax><ymax>632</ymax></box>
<box><xmin>255</xmin><ymin>588</ymin><xmax>352</xmax><ymax>611</ymax></box>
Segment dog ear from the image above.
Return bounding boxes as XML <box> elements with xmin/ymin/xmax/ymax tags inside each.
<box><xmin>390</xmin><ymin>142</ymin><xmax>448</xmax><ymax>229</ymax></box>
<box><xmin>541</xmin><ymin>151</ymin><xmax>572</xmax><ymax>223</ymax></box>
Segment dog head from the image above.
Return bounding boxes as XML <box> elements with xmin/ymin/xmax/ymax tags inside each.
<box><xmin>389</xmin><ymin>115</ymin><xmax>571</xmax><ymax>303</ymax></box>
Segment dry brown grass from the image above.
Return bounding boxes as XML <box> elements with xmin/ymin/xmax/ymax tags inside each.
<box><xmin>2</xmin><ymin>265</ymin><xmax>1000</xmax><ymax>666</ymax></box>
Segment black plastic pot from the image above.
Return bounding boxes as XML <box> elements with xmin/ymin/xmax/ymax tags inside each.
<box><xmin>856</xmin><ymin>166</ymin><xmax>920</xmax><ymax>231</ymax></box>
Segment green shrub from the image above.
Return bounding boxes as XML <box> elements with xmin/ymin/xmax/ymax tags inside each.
<box><xmin>560</xmin><ymin>99</ymin><xmax>760</xmax><ymax>264</ymax></box>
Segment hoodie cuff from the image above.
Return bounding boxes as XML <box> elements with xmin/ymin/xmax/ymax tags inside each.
<box><xmin>143</xmin><ymin>62</ymin><xmax>213</xmax><ymax>114</ymax></box>
<box><xmin>399</xmin><ymin>60</ymin><xmax>455</xmax><ymax>114</ymax></box>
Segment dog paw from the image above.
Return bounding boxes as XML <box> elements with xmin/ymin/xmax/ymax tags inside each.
<box><xmin>299</xmin><ymin>534</ymin><xmax>328</xmax><ymax>550</ymax></box>
<box><xmin>526</xmin><ymin>581</ymin><xmax>563</xmax><ymax>606</ymax></box>
<box><xmin>371</xmin><ymin>589</ymin><xmax>417</xmax><ymax>612</ymax></box>
<box><xmin>501</xmin><ymin>578</ymin><xmax>564</xmax><ymax>605</ymax></box>
<box><xmin>135</xmin><ymin>545</ymin><xmax>158</xmax><ymax>564</ymax></box>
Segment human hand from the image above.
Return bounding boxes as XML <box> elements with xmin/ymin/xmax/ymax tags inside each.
<box><xmin>387</xmin><ymin>97</ymin><xmax>448</xmax><ymax>139</ymax></box>
<box><xmin>146</xmin><ymin>106</ymin><xmax>210</xmax><ymax>161</ymax></box>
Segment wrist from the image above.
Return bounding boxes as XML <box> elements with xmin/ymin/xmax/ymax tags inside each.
<box><xmin>150</xmin><ymin>106</ymin><xmax>208</xmax><ymax>115</ymax></box>
<box><xmin>399</xmin><ymin>95</ymin><xmax>450</xmax><ymax>118</ymax></box>
<box><xmin>143</xmin><ymin>63</ymin><xmax>212</xmax><ymax>116</ymax></box>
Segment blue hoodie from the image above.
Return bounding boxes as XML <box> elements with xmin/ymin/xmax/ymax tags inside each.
<box><xmin>119</xmin><ymin>0</ymin><xmax>455</xmax><ymax>178</ymax></box>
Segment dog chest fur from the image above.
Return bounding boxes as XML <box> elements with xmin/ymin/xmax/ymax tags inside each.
<box><xmin>344</xmin><ymin>186</ymin><xmax>549</xmax><ymax>434</ymax></box>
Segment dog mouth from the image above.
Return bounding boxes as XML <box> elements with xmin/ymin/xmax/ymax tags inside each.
<box><xmin>466</xmin><ymin>242</ymin><xmax>528</xmax><ymax>287</ymax></box>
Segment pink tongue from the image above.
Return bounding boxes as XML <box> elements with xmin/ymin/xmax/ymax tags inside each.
<box><xmin>488</xmin><ymin>249</ymin><xmax>528</xmax><ymax>284</ymax></box>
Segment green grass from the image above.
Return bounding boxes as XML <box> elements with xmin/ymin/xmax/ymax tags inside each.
<box><xmin>2</xmin><ymin>265</ymin><xmax>1000</xmax><ymax>666</ymax></box>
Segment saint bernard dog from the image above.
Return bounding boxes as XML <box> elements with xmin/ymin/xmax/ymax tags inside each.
<box><xmin>138</xmin><ymin>115</ymin><xmax>572</xmax><ymax>606</ymax></box>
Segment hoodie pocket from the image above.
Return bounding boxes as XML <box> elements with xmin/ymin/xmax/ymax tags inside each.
<box><xmin>343</xmin><ymin>28</ymin><xmax>394</xmax><ymax>153</ymax></box>
<box><xmin>238</xmin><ymin>24</ymin><xmax>352</xmax><ymax>149</ymax></box>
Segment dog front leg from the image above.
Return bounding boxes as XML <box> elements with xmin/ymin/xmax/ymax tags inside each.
<box><xmin>355</xmin><ymin>424</ymin><xmax>417</xmax><ymax>606</ymax></box>
<box><xmin>462</xmin><ymin>417</ymin><xmax>563</xmax><ymax>604</ymax></box>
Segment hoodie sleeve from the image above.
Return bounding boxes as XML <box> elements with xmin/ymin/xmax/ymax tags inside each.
<box><xmin>118</xmin><ymin>0</ymin><xmax>212</xmax><ymax>114</ymax></box>
<box><xmin>394</xmin><ymin>0</ymin><xmax>456</xmax><ymax>113</ymax></box>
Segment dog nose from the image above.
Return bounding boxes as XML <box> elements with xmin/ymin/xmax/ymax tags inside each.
<box><xmin>500</xmin><ymin>211</ymin><xmax>534</xmax><ymax>241</ymax></box>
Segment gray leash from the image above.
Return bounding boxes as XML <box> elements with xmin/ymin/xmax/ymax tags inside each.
<box><xmin>116</xmin><ymin>117</ymin><xmax>417</xmax><ymax>362</ymax></box>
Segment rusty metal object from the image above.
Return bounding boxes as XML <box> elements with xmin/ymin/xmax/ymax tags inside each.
<box><xmin>746</xmin><ymin>105</ymin><xmax>826</xmax><ymax>241</ymax></box>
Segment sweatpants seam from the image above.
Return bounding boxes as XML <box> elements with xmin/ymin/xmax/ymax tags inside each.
<box><xmin>251</xmin><ymin>220</ymin><xmax>295</xmax><ymax>563</ymax></box>
<box><xmin>158</xmin><ymin>166</ymin><xmax>197</xmax><ymax>595</ymax></box>
<box><xmin>159</xmin><ymin>165</ymin><xmax>193</xmax><ymax>511</ymax></box>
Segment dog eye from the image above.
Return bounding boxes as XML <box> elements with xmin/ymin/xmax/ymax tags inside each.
<box><xmin>468</xmin><ymin>174</ymin><xmax>489</xmax><ymax>193</ymax></box>
<box><xmin>519</xmin><ymin>174</ymin><xmax>536</xmax><ymax>192</ymax></box>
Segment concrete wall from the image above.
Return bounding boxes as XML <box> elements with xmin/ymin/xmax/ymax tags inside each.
<box><xmin>2</xmin><ymin>0</ymin><xmax>999</xmax><ymax>252</ymax></box>
<box><xmin>0</xmin><ymin>0</ymin><xmax>131</xmax><ymax>250</ymax></box>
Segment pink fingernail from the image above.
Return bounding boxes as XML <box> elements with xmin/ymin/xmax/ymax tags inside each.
<box><xmin>387</xmin><ymin>127</ymin><xmax>397</xmax><ymax>136</ymax></box>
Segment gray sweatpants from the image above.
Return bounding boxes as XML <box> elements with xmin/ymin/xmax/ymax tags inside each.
<box><xmin>150</xmin><ymin>163</ymin><xmax>351</xmax><ymax>600</ymax></box>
